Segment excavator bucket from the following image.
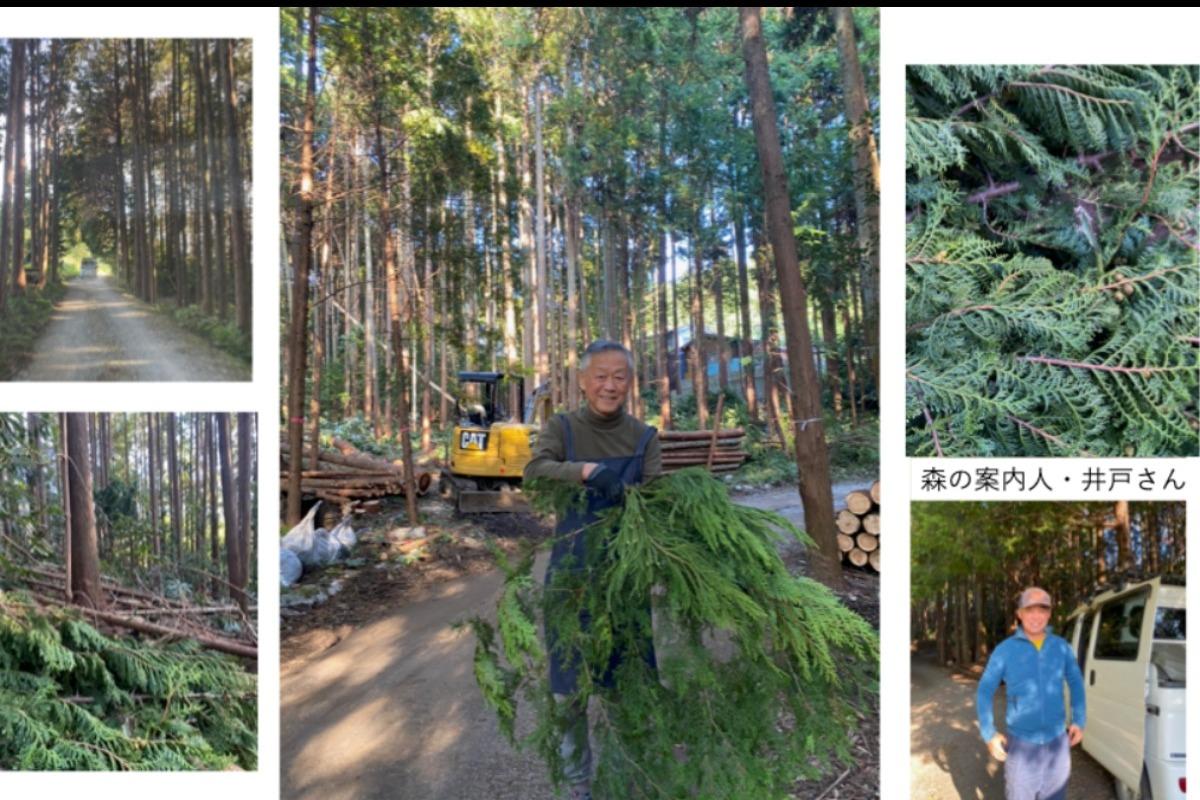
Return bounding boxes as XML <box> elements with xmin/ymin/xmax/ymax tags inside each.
<box><xmin>441</xmin><ymin>472</ymin><xmax>530</xmax><ymax>513</ymax></box>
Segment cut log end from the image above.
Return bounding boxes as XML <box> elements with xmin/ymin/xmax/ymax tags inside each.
<box><xmin>836</xmin><ymin>509</ymin><xmax>862</xmax><ymax>534</ymax></box>
<box><xmin>844</xmin><ymin>490</ymin><xmax>873</xmax><ymax>516</ymax></box>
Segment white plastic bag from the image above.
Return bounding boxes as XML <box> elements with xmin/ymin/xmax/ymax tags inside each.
<box><xmin>281</xmin><ymin>502</ymin><xmax>322</xmax><ymax>566</ymax></box>
<box><xmin>308</xmin><ymin>528</ymin><xmax>342</xmax><ymax>567</ymax></box>
<box><xmin>330</xmin><ymin>518</ymin><xmax>357</xmax><ymax>556</ymax></box>
<box><xmin>280</xmin><ymin>548</ymin><xmax>303</xmax><ymax>587</ymax></box>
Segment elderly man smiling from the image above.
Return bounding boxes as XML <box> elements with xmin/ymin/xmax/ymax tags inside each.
<box><xmin>977</xmin><ymin>587</ymin><xmax>1087</xmax><ymax>800</ymax></box>
<box><xmin>523</xmin><ymin>339</ymin><xmax>663</xmax><ymax>800</ymax></box>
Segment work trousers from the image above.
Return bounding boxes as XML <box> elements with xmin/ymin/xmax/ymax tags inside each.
<box><xmin>555</xmin><ymin>693</ymin><xmax>591</xmax><ymax>786</ymax></box>
<box><xmin>1005</xmin><ymin>733</ymin><xmax>1070</xmax><ymax>800</ymax></box>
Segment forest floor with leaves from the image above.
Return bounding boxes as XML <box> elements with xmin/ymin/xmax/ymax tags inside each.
<box><xmin>280</xmin><ymin>479</ymin><xmax>879</xmax><ymax>799</ymax></box>
<box><xmin>11</xmin><ymin>274</ymin><xmax>250</xmax><ymax>381</ymax></box>
<box><xmin>910</xmin><ymin>652</ymin><xmax>1115</xmax><ymax>799</ymax></box>
<box><xmin>279</xmin><ymin>499</ymin><xmax>552</xmax><ymax>666</ymax></box>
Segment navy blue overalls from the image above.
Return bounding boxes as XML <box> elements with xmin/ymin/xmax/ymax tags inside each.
<box><xmin>546</xmin><ymin>412</ymin><xmax>658</xmax><ymax>695</ymax></box>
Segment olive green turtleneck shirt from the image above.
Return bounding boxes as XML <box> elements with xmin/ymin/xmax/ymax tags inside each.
<box><xmin>524</xmin><ymin>403</ymin><xmax>662</xmax><ymax>484</ymax></box>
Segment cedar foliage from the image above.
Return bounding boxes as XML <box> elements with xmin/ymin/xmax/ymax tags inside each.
<box><xmin>465</xmin><ymin>469</ymin><xmax>877</xmax><ymax>798</ymax></box>
<box><xmin>0</xmin><ymin>592</ymin><xmax>255</xmax><ymax>770</ymax></box>
<box><xmin>906</xmin><ymin>65</ymin><xmax>1198</xmax><ymax>456</ymax></box>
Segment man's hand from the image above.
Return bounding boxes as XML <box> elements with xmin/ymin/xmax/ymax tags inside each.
<box><xmin>987</xmin><ymin>733</ymin><xmax>1008</xmax><ymax>762</ymax></box>
<box><xmin>1067</xmin><ymin>724</ymin><xmax>1083</xmax><ymax>746</ymax></box>
<box><xmin>585</xmin><ymin>464</ymin><xmax>624</xmax><ymax>502</ymax></box>
<box><xmin>581</xmin><ymin>463</ymin><xmax>600</xmax><ymax>481</ymax></box>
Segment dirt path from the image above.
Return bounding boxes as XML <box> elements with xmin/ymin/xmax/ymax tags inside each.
<box><xmin>281</xmin><ymin>548</ymin><xmax>559</xmax><ymax>800</ymax></box>
<box><xmin>281</xmin><ymin>484</ymin><xmax>879</xmax><ymax>800</ymax></box>
<box><xmin>12</xmin><ymin>275</ymin><xmax>249</xmax><ymax>381</ymax></box>
<box><xmin>910</xmin><ymin>654</ymin><xmax>1115</xmax><ymax>799</ymax></box>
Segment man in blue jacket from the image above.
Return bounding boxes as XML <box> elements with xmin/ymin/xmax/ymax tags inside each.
<box><xmin>976</xmin><ymin>587</ymin><xmax>1086</xmax><ymax>800</ymax></box>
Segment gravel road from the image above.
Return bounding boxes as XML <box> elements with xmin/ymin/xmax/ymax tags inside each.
<box><xmin>12</xmin><ymin>275</ymin><xmax>249</xmax><ymax>381</ymax></box>
<box><xmin>910</xmin><ymin>654</ymin><xmax>1116</xmax><ymax>799</ymax></box>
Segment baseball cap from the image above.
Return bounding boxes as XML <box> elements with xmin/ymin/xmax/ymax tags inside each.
<box><xmin>1018</xmin><ymin>588</ymin><xmax>1052</xmax><ymax>609</ymax></box>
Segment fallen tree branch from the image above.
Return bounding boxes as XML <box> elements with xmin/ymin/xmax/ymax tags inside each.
<box><xmin>81</xmin><ymin>607</ymin><xmax>258</xmax><ymax>660</ymax></box>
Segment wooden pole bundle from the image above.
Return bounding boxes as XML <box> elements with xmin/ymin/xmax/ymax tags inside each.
<box><xmin>658</xmin><ymin>425</ymin><xmax>748</xmax><ymax>475</ymax></box>
<box><xmin>837</xmin><ymin>479</ymin><xmax>881</xmax><ymax>574</ymax></box>
<box><xmin>280</xmin><ymin>436</ymin><xmax>433</xmax><ymax>506</ymax></box>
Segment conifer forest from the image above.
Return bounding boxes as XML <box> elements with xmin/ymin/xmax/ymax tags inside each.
<box><xmin>0</xmin><ymin>39</ymin><xmax>253</xmax><ymax>380</ymax></box>
<box><xmin>0</xmin><ymin>413</ymin><xmax>257</xmax><ymax>770</ymax></box>
<box><xmin>280</xmin><ymin>7</ymin><xmax>880</xmax><ymax>590</ymax></box>
<box><xmin>911</xmin><ymin>500</ymin><xmax>1185</xmax><ymax>668</ymax></box>
<box><xmin>906</xmin><ymin>66</ymin><xmax>1199</xmax><ymax>457</ymax></box>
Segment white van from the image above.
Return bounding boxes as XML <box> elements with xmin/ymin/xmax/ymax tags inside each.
<box><xmin>1067</xmin><ymin>576</ymin><xmax>1186</xmax><ymax>800</ymax></box>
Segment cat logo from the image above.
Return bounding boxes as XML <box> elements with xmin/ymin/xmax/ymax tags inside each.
<box><xmin>460</xmin><ymin>430</ymin><xmax>489</xmax><ymax>451</ymax></box>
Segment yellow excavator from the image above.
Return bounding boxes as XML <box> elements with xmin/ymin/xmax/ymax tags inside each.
<box><xmin>441</xmin><ymin>371</ymin><xmax>551</xmax><ymax>513</ymax></box>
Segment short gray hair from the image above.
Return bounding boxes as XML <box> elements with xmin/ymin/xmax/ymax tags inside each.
<box><xmin>580</xmin><ymin>340</ymin><xmax>634</xmax><ymax>373</ymax></box>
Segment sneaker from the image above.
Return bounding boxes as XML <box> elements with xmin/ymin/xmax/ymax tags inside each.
<box><xmin>566</xmin><ymin>783</ymin><xmax>592</xmax><ymax>800</ymax></box>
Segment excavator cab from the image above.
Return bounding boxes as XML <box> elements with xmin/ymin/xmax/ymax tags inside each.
<box><xmin>443</xmin><ymin>372</ymin><xmax>549</xmax><ymax>513</ymax></box>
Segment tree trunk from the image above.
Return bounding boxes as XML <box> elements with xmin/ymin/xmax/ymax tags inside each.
<box><xmin>64</xmin><ymin>413</ymin><xmax>104</xmax><ymax>609</ymax></box>
<box><xmin>713</xmin><ymin>235</ymin><xmax>729</xmax><ymax>393</ymax></box>
<box><xmin>204</xmin><ymin>42</ymin><xmax>227</xmax><ymax>317</ymax></box>
<box><xmin>565</xmin><ymin>124</ymin><xmax>582</xmax><ymax>411</ymax></box>
<box><xmin>820</xmin><ymin>294</ymin><xmax>843</xmax><ymax>417</ymax></box>
<box><xmin>47</xmin><ymin>41</ymin><xmax>60</xmax><ymax>283</ymax></box>
<box><xmin>236</xmin><ymin>413</ymin><xmax>252</xmax><ymax>609</ymax></box>
<box><xmin>532</xmin><ymin>79</ymin><xmax>549</xmax><ymax>394</ymax></box>
<box><xmin>1114</xmin><ymin>500</ymin><xmax>1132</xmax><ymax>576</ymax></box>
<box><xmin>286</xmin><ymin>11</ymin><xmax>318</xmax><ymax>525</ymax></box>
<box><xmin>146</xmin><ymin>414</ymin><xmax>161</xmax><ymax>566</ymax></box>
<box><xmin>217</xmin><ymin>39</ymin><xmax>251</xmax><ymax>337</ymax></box>
<box><xmin>833</xmin><ymin>7</ymin><xmax>880</xmax><ymax>393</ymax></box>
<box><xmin>741</xmin><ymin>7</ymin><xmax>842</xmax><ymax>590</ymax></box>
<box><xmin>10</xmin><ymin>39</ymin><xmax>28</xmax><ymax>297</ymax></box>
<box><xmin>168</xmin><ymin>413</ymin><xmax>182</xmax><ymax>564</ymax></box>
<box><xmin>0</xmin><ymin>38</ymin><xmax>20</xmax><ymax>309</ymax></box>
<box><xmin>138</xmin><ymin>40</ymin><xmax>157</xmax><ymax>302</ymax></box>
<box><xmin>495</xmin><ymin>94</ymin><xmax>521</xmax><ymax>418</ymax></box>
<box><xmin>732</xmin><ymin>205</ymin><xmax>758</xmax><ymax>422</ymax></box>
<box><xmin>30</xmin><ymin>41</ymin><xmax>41</xmax><ymax>289</ymax></box>
<box><xmin>375</xmin><ymin>111</ymin><xmax>420</xmax><ymax>525</ymax></box>
<box><xmin>207</xmin><ymin>416</ymin><xmax>220</xmax><ymax>597</ymax></box>
<box><xmin>216</xmin><ymin>413</ymin><xmax>246</xmax><ymax>611</ymax></box>
<box><xmin>192</xmin><ymin>41</ymin><xmax>214</xmax><ymax>313</ymax></box>
<box><xmin>689</xmin><ymin>225</ymin><xmax>709</xmax><ymax>429</ymax></box>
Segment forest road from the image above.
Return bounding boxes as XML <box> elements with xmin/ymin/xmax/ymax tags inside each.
<box><xmin>280</xmin><ymin>482</ymin><xmax>867</xmax><ymax>800</ymax></box>
<box><xmin>281</xmin><ymin>549</ymin><xmax>560</xmax><ymax>800</ymax></box>
<box><xmin>12</xmin><ymin>275</ymin><xmax>250</xmax><ymax>382</ymax></box>
<box><xmin>910</xmin><ymin>655</ymin><xmax>1115</xmax><ymax>799</ymax></box>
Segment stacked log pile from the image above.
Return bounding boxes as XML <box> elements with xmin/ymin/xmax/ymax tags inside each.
<box><xmin>836</xmin><ymin>480</ymin><xmax>880</xmax><ymax>573</ymax></box>
<box><xmin>280</xmin><ymin>436</ymin><xmax>433</xmax><ymax>508</ymax></box>
<box><xmin>658</xmin><ymin>428</ymin><xmax>748</xmax><ymax>475</ymax></box>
